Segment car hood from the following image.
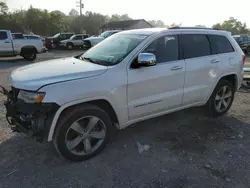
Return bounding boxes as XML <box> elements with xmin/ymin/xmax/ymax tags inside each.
<box><xmin>84</xmin><ymin>36</ymin><xmax>104</xmax><ymax>41</ymax></box>
<box><xmin>9</xmin><ymin>57</ymin><xmax>108</xmax><ymax>91</ymax></box>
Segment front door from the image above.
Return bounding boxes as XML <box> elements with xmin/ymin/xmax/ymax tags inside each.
<box><xmin>73</xmin><ymin>35</ymin><xmax>84</xmax><ymax>46</ymax></box>
<box><xmin>0</xmin><ymin>31</ymin><xmax>13</xmax><ymax>56</ymax></box>
<box><xmin>127</xmin><ymin>35</ymin><xmax>185</xmax><ymax>120</ymax></box>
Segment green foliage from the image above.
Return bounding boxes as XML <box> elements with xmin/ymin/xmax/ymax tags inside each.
<box><xmin>212</xmin><ymin>17</ymin><xmax>250</xmax><ymax>35</ymax></box>
<box><xmin>0</xmin><ymin>1</ymin><xmax>8</xmax><ymax>14</ymax></box>
<box><xmin>1</xmin><ymin>1</ymin><xmax>249</xmax><ymax>36</ymax></box>
<box><xmin>148</xmin><ymin>20</ymin><xmax>167</xmax><ymax>27</ymax></box>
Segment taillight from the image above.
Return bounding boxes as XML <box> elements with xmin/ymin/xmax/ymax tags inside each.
<box><xmin>42</xmin><ymin>39</ymin><xmax>46</xmax><ymax>46</ymax></box>
<box><xmin>243</xmin><ymin>55</ymin><xmax>246</xmax><ymax>64</ymax></box>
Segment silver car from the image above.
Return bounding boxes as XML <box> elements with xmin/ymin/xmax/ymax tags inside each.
<box><xmin>60</xmin><ymin>34</ymin><xmax>89</xmax><ymax>50</ymax></box>
<box><xmin>83</xmin><ymin>30</ymin><xmax>120</xmax><ymax>49</ymax></box>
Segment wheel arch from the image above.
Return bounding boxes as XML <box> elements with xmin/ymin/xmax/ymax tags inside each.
<box><xmin>206</xmin><ymin>73</ymin><xmax>238</xmax><ymax>102</ymax></box>
<box><xmin>20</xmin><ymin>45</ymin><xmax>38</xmax><ymax>54</ymax></box>
<box><xmin>67</xmin><ymin>42</ymin><xmax>74</xmax><ymax>46</ymax></box>
<box><xmin>47</xmin><ymin>97</ymin><xmax>120</xmax><ymax>142</ymax></box>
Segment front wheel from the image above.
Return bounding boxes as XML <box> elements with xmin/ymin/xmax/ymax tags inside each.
<box><xmin>206</xmin><ymin>80</ymin><xmax>235</xmax><ymax>117</ymax></box>
<box><xmin>53</xmin><ymin>104</ymin><xmax>114</xmax><ymax>161</ymax></box>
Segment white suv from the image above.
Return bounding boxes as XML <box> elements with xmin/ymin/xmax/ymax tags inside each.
<box><xmin>1</xmin><ymin>27</ymin><xmax>245</xmax><ymax>161</ymax></box>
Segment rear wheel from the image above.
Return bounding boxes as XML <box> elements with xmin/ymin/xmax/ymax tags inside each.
<box><xmin>22</xmin><ymin>52</ymin><xmax>37</xmax><ymax>61</ymax></box>
<box><xmin>206</xmin><ymin>80</ymin><xmax>235</xmax><ymax>117</ymax></box>
<box><xmin>67</xmin><ymin>43</ymin><xmax>73</xmax><ymax>50</ymax></box>
<box><xmin>53</xmin><ymin>104</ymin><xmax>114</xmax><ymax>161</ymax></box>
<box><xmin>246</xmin><ymin>46</ymin><xmax>250</xmax><ymax>54</ymax></box>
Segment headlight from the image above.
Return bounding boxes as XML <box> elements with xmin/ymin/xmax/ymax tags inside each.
<box><xmin>17</xmin><ymin>90</ymin><xmax>45</xmax><ymax>103</ymax></box>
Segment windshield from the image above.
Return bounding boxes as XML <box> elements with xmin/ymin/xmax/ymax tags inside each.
<box><xmin>81</xmin><ymin>34</ymin><xmax>148</xmax><ymax>65</ymax></box>
<box><xmin>70</xmin><ymin>35</ymin><xmax>76</xmax><ymax>40</ymax></box>
<box><xmin>53</xmin><ymin>33</ymin><xmax>60</xmax><ymax>38</ymax></box>
<box><xmin>99</xmin><ymin>31</ymin><xmax>112</xmax><ymax>38</ymax></box>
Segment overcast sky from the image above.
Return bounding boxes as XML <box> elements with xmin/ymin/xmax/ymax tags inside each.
<box><xmin>6</xmin><ymin>0</ymin><xmax>250</xmax><ymax>27</ymax></box>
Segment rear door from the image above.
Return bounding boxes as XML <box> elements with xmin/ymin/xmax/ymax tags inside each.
<box><xmin>73</xmin><ymin>35</ymin><xmax>84</xmax><ymax>46</ymax></box>
<box><xmin>0</xmin><ymin>31</ymin><xmax>13</xmax><ymax>56</ymax></box>
<box><xmin>208</xmin><ymin>34</ymin><xmax>236</xmax><ymax>70</ymax></box>
<box><xmin>180</xmin><ymin>33</ymin><xmax>220</xmax><ymax>105</ymax></box>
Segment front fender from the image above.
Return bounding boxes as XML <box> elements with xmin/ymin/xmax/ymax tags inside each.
<box><xmin>47</xmin><ymin>96</ymin><xmax>120</xmax><ymax>141</ymax></box>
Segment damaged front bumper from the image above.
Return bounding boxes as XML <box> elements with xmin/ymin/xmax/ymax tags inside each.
<box><xmin>0</xmin><ymin>86</ymin><xmax>60</xmax><ymax>142</ymax></box>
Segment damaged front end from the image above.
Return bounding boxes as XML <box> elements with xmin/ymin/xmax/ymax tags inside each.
<box><xmin>0</xmin><ymin>86</ymin><xmax>59</xmax><ymax>142</ymax></box>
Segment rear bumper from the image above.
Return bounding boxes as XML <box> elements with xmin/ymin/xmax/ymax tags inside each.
<box><xmin>1</xmin><ymin>86</ymin><xmax>60</xmax><ymax>142</ymax></box>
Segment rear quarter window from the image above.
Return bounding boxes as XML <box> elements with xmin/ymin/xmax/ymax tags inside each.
<box><xmin>208</xmin><ymin>35</ymin><xmax>234</xmax><ymax>54</ymax></box>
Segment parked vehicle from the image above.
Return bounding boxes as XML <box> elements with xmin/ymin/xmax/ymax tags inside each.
<box><xmin>59</xmin><ymin>34</ymin><xmax>89</xmax><ymax>50</ymax></box>
<box><xmin>12</xmin><ymin>33</ymin><xmax>25</xmax><ymax>39</ymax></box>
<box><xmin>24</xmin><ymin>34</ymin><xmax>47</xmax><ymax>51</ymax></box>
<box><xmin>233</xmin><ymin>34</ymin><xmax>250</xmax><ymax>54</ymax></box>
<box><xmin>0</xmin><ymin>30</ymin><xmax>46</xmax><ymax>61</ymax></box>
<box><xmin>83</xmin><ymin>30</ymin><xmax>120</xmax><ymax>49</ymax></box>
<box><xmin>0</xmin><ymin>27</ymin><xmax>245</xmax><ymax>161</ymax></box>
<box><xmin>45</xmin><ymin>32</ymin><xmax>74</xmax><ymax>49</ymax></box>
<box><xmin>242</xmin><ymin>67</ymin><xmax>250</xmax><ymax>88</ymax></box>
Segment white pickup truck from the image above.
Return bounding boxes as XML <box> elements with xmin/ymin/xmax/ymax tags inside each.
<box><xmin>0</xmin><ymin>30</ymin><xmax>46</xmax><ymax>61</ymax></box>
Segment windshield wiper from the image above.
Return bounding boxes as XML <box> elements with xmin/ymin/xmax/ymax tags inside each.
<box><xmin>81</xmin><ymin>56</ymin><xmax>97</xmax><ymax>63</ymax></box>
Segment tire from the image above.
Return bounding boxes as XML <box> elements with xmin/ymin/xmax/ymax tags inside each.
<box><xmin>53</xmin><ymin>104</ymin><xmax>114</xmax><ymax>161</ymax></box>
<box><xmin>242</xmin><ymin>80</ymin><xmax>250</xmax><ymax>89</ymax></box>
<box><xmin>246</xmin><ymin>46</ymin><xmax>250</xmax><ymax>54</ymax></box>
<box><xmin>67</xmin><ymin>43</ymin><xmax>73</xmax><ymax>50</ymax></box>
<box><xmin>22</xmin><ymin>52</ymin><xmax>37</xmax><ymax>61</ymax></box>
<box><xmin>206</xmin><ymin>80</ymin><xmax>235</xmax><ymax>117</ymax></box>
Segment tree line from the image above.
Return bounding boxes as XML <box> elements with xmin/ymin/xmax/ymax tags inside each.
<box><xmin>0</xmin><ymin>1</ymin><xmax>249</xmax><ymax>36</ymax></box>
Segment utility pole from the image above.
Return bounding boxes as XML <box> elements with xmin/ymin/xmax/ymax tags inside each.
<box><xmin>76</xmin><ymin>0</ymin><xmax>84</xmax><ymax>32</ymax></box>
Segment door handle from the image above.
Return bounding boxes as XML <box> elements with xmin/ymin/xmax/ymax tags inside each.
<box><xmin>171</xmin><ymin>66</ymin><xmax>183</xmax><ymax>71</ymax></box>
<box><xmin>4</xmin><ymin>41</ymin><xmax>10</xmax><ymax>43</ymax></box>
<box><xmin>211</xmin><ymin>59</ymin><xmax>220</xmax><ymax>63</ymax></box>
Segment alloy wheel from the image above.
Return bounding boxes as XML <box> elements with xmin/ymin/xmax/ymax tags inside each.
<box><xmin>65</xmin><ymin>116</ymin><xmax>106</xmax><ymax>156</ymax></box>
<box><xmin>214</xmin><ymin>86</ymin><xmax>232</xmax><ymax>112</ymax></box>
<box><xmin>68</xmin><ymin>45</ymin><xmax>73</xmax><ymax>50</ymax></box>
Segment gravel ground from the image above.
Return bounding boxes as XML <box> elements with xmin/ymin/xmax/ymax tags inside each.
<box><xmin>0</xmin><ymin>52</ymin><xmax>250</xmax><ymax>188</ymax></box>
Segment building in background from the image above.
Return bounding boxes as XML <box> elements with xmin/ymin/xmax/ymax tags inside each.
<box><xmin>99</xmin><ymin>19</ymin><xmax>153</xmax><ymax>33</ymax></box>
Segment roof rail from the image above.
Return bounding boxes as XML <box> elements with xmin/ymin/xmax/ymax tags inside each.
<box><xmin>168</xmin><ymin>26</ymin><xmax>220</xmax><ymax>30</ymax></box>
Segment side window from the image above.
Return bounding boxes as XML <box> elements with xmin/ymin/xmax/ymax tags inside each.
<box><xmin>74</xmin><ymin>36</ymin><xmax>83</xmax><ymax>40</ymax></box>
<box><xmin>60</xmin><ymin>34</ymin><xmax>66</xmax><ymax>40</ymax></box>
<box><xmin>208</xmin><ymin>35</ymin><xmax>234</xmax><ymax>54</ymax></box>
<box><xmin>144</xmin><ymin>35</ymin><xmax>179</xmax><ymax>63</ymax></box>
<box><xmin>180</xmin><ymin>34</ymin><xmax>211</xmax><ymax>59</ymax></box>
<box><xmin>0</xmin><ymin>31</ymin><xmax>8</xmax><ymax>40</ymax></box>
<box><xmin>67</xmin><ymin>34</ymin><xmax>73</xmax><ymax>39</ymax></box>
<box><xmin>83</xmin><ymin>35</ymin><xmax>89</xmax><ymax>39</ymax></box>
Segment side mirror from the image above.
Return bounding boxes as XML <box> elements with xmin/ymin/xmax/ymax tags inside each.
<box><xmin>138</xmin><ymin>53</ymin><xmax>157</xmax><ymax>67</ymax></box>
